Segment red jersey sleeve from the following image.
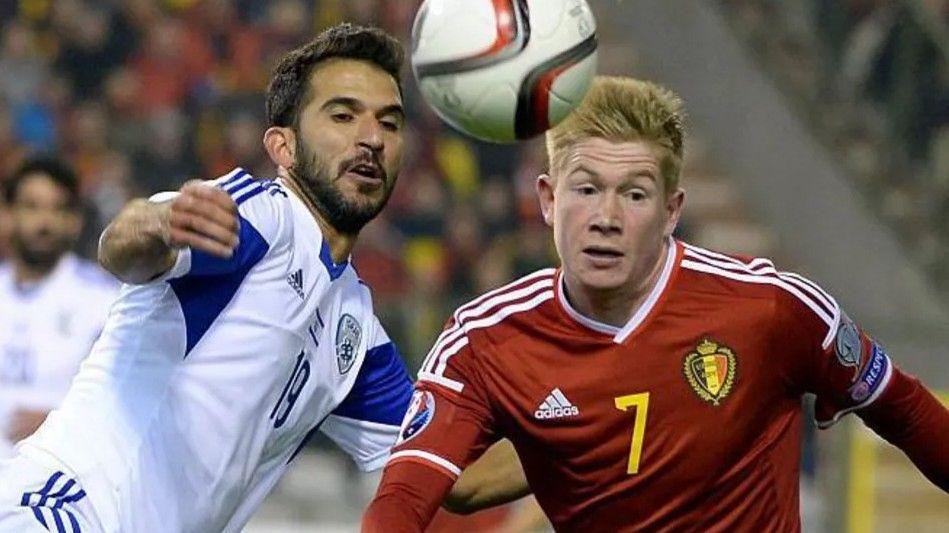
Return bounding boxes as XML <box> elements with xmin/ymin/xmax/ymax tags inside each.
<box><xmin>777</xmin><ymin>277</ymin><xmax>949</xmax><ymax>491</ymax></box>
<box><xmin>363</xmin><ymin>319</ymin><xmax>500</xmax><ymax>531</ymax></box>
<box><xmin>392</xmin><ymin>317</ymin><xmax>499</xmax><ymax>477</ymax></box>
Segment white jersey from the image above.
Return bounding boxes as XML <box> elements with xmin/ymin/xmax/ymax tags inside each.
<box><xmin>0</xmin><ymin>254</ymin><xmax>118</xmax><ymax>457</ymax></box>
<box><xmin>16</xmin><ymin>168</ymin><xmax>413</xmax><ymax>532</ymax></box>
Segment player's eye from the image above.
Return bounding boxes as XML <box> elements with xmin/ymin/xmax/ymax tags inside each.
<box><xmin>379</xmin><ymin>119</ymin><xmax>401</xmax><ymax>132</ymax></box>
<box><xmin>331</xmin><ymin>112</ymin><xmax>354</xmax><ymax>123</ymax></box>
<box><xmin>575</xmin><ymin>185</ymin><xmax>597</xmax><ymax>196</ymax></box>
<box><xmin>627</xmin><ymin>189</ymin><xmax>647</xmax><ymax>201</ymax></box>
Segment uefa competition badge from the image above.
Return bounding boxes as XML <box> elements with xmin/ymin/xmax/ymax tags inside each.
<box><xmin>397</xmin><ymin>391</ymin><xmax>436</xmax><ymax>445</ymax></box>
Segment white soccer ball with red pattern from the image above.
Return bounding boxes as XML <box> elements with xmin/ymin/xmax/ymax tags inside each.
<box><xmin>410</xmin><ymin>0</ymin><xmax>598</xmax><ymax>143</ymax></box>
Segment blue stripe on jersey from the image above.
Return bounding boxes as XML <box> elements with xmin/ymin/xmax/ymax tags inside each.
<box><xmin>178</xmin><ymin>216</ymin><xmax>269</xmax><ymax>277</ymax></box>
<box><xmin>21</xmin><ymin>471</ymin><xmax>86</xmax><ymax>533</ymax></box>
<box><xmin>169</xmin><ymin>216</ymin><xmax>270</xmax><ymax>355</ymax></box>
<box><xmin>220</xmin><ymin>169</ymin><xmax>249</xmax><ymax>189</ymax></box>
<box><xmin>31</xmin><ymin>507</ymin><xmax>47</xmax><ymax>528</ymax></box>
<box><xmin>319</xmin><ymin>239</ymin><xmax>348</xmax><ymax>281</ymax></box>
<box><xmin>331</xmin><ymin>341</ymin><xmax>413</xmax><ymax>426</ymax></box>
<box><xmin>223</xmin><ymin>174</ymin><xmax>253</xmax><ymax>195</ymax></box>
<box><xmin>50</xmin><ymin>508</ymin><xmax>66</xmax><ymax>533</ymax></box>
<box><xmin>263</xmin><ymin>180</ymin><xmax>288</xmax><ymax>197</ymax></box>
<box><xmin>66</xmin><ymin>510</ymin><xmax>80</xmax><ymax>533</ymax></box>
<box><xmin>234</xmin><ymin>184</ymin><xmax>266</xmax><ymax>205</ymax></box>
<box><xmin>47</xmin><ymin>479</ymin><xmax>75</xmax><ymax>500</ymax></box>
<box><xmin>34</xmin><ymin>472</ymin><xmax>63</xmax><ymax>507</ymax></box>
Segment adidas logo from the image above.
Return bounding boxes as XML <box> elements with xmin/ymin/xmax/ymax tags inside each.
<box><xmin>534</xmin><ymin>388</ymin><xmax>579</xmax><ymax>419</ymax></box>
<box><xmin>287</xmin><ymin>268</ymin><xmax>305</xmax><ymax>299</ymax></box>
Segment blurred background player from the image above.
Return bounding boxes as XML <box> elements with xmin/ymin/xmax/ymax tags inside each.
<box><xmin>0</xmin><ymin>156</ymin><xmax>117</xmax><ymax>457</ymax></box>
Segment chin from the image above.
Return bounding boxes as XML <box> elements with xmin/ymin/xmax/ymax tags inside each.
<box><xmin>574</xmin><ymin>269</ymin><xmax>629</xmax><ymax>293</ymax></box>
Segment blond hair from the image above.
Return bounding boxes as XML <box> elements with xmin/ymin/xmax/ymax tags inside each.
<box><xmin>545</xmin><ymin>76</ymin><xmax>686</xmax><ymax>193</ymax></box>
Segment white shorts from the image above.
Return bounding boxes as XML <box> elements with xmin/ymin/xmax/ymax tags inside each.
<box><xmin>0</xmin><ymin>454</ymin><xmax>101</xmax><ymax>533</ymax></box>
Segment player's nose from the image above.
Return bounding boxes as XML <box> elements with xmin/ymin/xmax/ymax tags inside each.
<box><xmin>590</xmin><ymin>193</ymin><xmax>622</xmax><ymax>235</ymax></box>
<box><xmin>355</xmin><ymin>116</ymin><xmax>384</xmax><ymax>153</ymax></box>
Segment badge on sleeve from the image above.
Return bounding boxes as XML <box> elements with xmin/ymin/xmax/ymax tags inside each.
<box><xmin>834</xmin><ymin>314</ymin><xmax>861</xmax><ymax>370</ymax></box>
<box><xmin>396</xmin><ymin>390</ymin><xmax>435</xmax><ymax>445</ymax></box>
<box><xmin>335</xmin><ymin>314</ymin><xmax>361</xmax><ymax>374</ymax></box>
<box><xmin>848</xmin><ymin>342</ymin><xmax>891</xmax><ymax>403</ymax></box>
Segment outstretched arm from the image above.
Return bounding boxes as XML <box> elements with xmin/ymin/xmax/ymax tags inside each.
<box><xmin>98</xmin><ymin>182</ymin><xmax>238</xmax><ymax>284</ymax></box>
<box><xmin>859</xmin><ymin>369</ymin><xmax>949</xmax><ymax>491</ymax></box>
<box><xmin>363</xmin><ymin>385</ymin><xmax>497</xmax><ymax>532</ymax></box>
<box><xmin>444</xmin><ymin>439</ymin><xmax>531</xmax><ymax>514</ymax></box>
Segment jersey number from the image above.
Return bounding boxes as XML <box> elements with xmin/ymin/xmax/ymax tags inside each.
<box><xmin>271</xmin><ymin>351</ymin><xmax>311</xmax><ymax>429</ymax></box>
<box><xmin>614</xmin><ymin>392</ymin><xmax>650</xmax><ymax>475</ymax></box>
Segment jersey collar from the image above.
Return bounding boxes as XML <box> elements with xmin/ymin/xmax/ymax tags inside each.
<box><xmin>280</xmin><ymin>177</ymin><xmax>351</xmax><ymax>281</ymax></box>
<box><xmin>556</xmin><ymin>237</ymin><xmax>681</xmax><ymax>344</ymax></box>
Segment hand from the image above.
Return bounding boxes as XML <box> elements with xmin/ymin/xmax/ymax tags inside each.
<box><xmin>7</xmin><ymin>408</ymin><xmax>47</xmax><ymax>442</ymax></box>
<box><xmin>164</xmin><ymin>181</ymin><xmax>240</xmax><ymax>258</ymax></box>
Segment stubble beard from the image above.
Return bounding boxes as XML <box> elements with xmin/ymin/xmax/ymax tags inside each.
<box><xmin>11</xmin><ymin>231</ymin><xmax>65</xmax><ymax>275</ymax></box>
<box><xmin>289</xmin><ymin>138</ymin><xmax>395</xmax><ymax>236</ymax></box>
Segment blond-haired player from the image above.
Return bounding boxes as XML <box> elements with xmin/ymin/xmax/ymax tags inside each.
<box><xmin>363</xmin><ymin>76</ymin><xmax>948</xmax><ymax>531</ymax></box>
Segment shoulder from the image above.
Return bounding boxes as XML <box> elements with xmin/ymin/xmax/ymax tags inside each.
<box><xmin>418</xmin><ymin>268</ymin><xmax>557</xmax><ymax>390</ymax></box>
<box><xmin>447</xmin><ymin>268</ymin><xmax>557</xmax><ymax>334</ymax></box>
<box><xmin>209</xmin><ymin>168</ymin><xmax>292</xmax><ymax>247</ymax></box>
<box><xmin>678</xmin><ymin>241</ymin><xmax>840</xmax><ymax>347</ymax></box>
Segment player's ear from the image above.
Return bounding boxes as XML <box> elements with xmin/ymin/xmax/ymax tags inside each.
<box><xmin>663</xmin><ymin>187</ymin><xmax>685</xmax><ymax>238</ymax></box>
<box><xmin>263</xmin><ymin>126</ymin><xmax>296</xmax><ymax>170</ymax></box>
<box><xmin>536</xmin><ymin>173</ymin><xmax>555</xmax><ymax>227</ymax></box>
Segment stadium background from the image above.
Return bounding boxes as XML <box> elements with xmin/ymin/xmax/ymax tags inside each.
<box><xmin>0</xmin><ymin>0</ymin><xmax>945</xmax><ymax>531</ymax></box>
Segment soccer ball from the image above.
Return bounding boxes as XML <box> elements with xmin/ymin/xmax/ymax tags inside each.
<box><xmin>410</xmin><ymin>0</ymin><xmax>598</xmax><ymax>143</ymax></box>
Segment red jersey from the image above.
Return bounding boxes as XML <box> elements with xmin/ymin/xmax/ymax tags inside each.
<box><xmin>367</xmin><ymin>240</ymin><xmax>948</xmax><ymax>532</ymax></box>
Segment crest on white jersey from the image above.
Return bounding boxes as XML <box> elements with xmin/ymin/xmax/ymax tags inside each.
<box><xmin>336</xmin><ymin>314</ymin><xmax>361</xmax><ymax>374</ymax></box>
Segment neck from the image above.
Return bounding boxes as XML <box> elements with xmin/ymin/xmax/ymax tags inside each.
<box><xmin>563</xmin><ymin>239</ymin><xmax>670</xmax><ymax>328</ymax></box>
<box><xmin>13</xmin><ymin>255</ymin><xmax>59</xmax><ymax>286</ymax></box>
<box><xmin>281</xmin><ymin>174</ymin><xmax>357</xmax><ymax>264</ymax></box>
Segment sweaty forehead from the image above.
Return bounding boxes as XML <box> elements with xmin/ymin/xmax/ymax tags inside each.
<box><xmin>562</xmin><ymin>138</ymin><xmax>662</xmax><ymax>176</ymax></box>
<box><xmin>307</xmin><ymin>59</ymin><xmax>402</xmax><ymax>107</ymax></box>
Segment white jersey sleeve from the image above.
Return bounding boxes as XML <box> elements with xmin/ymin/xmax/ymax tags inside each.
<box><xmin>320</xmin><ymin>316</ymin><xmax>413</xmax><ymax>471</ymax></box>
<box><xmin>149</xmin><ymin>167</ymin><xmax>289</xmax><ymax>282</ymax></box>
<box><xmin>143</xmin><ymin>168</ymin><xmax>293</xmax><ymax>355</ymax></box>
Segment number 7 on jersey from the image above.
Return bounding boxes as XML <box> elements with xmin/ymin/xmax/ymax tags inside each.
<box><xmin>614</xmin><ymin>392</ymin><xmax>650</xmax><ymax>474</ymax></box>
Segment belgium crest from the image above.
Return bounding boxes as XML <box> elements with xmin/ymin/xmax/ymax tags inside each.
<box><xmin>683</xmin><ymin>339</ymin><xmax>737</xmax><ymax>406</ymax></box>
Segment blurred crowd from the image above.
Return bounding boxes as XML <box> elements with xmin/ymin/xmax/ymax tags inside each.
<box><xmin>2</xmin><ymin>0</ymin><xmax>944</xmax><ymax>367</ymax></box>
<box><xmin>722</xmin><ymin>0</ymin><xmax>949</xmax><ymax>300</ymax></box>
<box><xmin>0</xmin><ymin>0</ymin><xmax>556</xmax><ymax>368</ymax></box>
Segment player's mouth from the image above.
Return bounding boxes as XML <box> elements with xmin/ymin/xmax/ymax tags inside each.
<box><xmin>582</xmin><ymin>246</ymin><xmax>624</xmax><ymax>266</ymax></box>
<box><xmin>343</xmin><ymin>162</ymin><xmax>385</xmax><ymax>187</ymax></box>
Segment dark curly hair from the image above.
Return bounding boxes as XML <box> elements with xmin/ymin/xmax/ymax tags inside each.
<box><xmin>265</xmin><ymin>23</ymin><xmax>405</xmax><ymax>129</ymax></box>
<box><xmin>4</xmin><ymin>156</ymin><xmax>81</xmax><ymax>208</ymax></box>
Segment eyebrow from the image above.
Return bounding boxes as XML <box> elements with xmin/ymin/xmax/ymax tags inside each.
<box><xmin>320</xmin><ymin>97</ymin><xmax>405</xmax><ymax>120</ymax></box>
<box><xmin>631</xmin><ymin>169</ymin><xmax>658</xmax><ymax>180</ymax></box>
<box><xmin>567</xmin><ymin>163</ymin><xmax>657</xmax><ymax>183</ymax></box>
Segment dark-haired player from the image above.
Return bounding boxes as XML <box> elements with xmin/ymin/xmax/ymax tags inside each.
<box><xmin>0</xmin><ymin>24</ymin><xmax>499</xmax><ymax>532</ymax></box>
